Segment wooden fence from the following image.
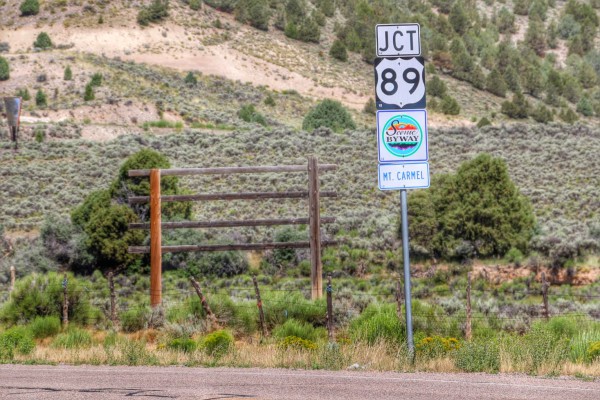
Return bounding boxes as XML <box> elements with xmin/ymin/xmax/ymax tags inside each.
<box><xmin>127</xmin><ymin>156</ymin><xmax>337</xmax><ymax>306</ymax></box>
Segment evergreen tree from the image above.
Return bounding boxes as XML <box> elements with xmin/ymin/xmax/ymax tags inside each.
<box><xmin>525</xmin><ymin>17</ymin><xmax>546</xmax><ymax>56</ymax></box>
<box><xmin>184</xmin><ymin>71</ymin><xmax>197</xmax><ymax>86</ymax></box>
<box><xmin>63</xmin><ymin>66</ymin><xmax>72</xmax><ymax>81</ymax></box>
<box><xmin>235</xmin><ymin>0</ymin><xmax>270</xmax><ymax>31</ymax></box>
<box><xmin>427</xmin><ymin>75</ymin><xmax>447</xmax><ymax>97</ymax></box>
<box><xmin>0</xmin><ymin>56</ymin><xmax>9</xmax><ymax>81</ymax></box>
<box><xmin>329</xmin><ymin>39</ymin><xmax>348</xmax><ymax>62</ymax></box>
<box><xmin>20</xmin><ymin>0</ymin><xmax>39</xmax><ymax>16</ymax></box>
<box><xmin>449</xmin><ymin>1</ymin><xmax>470</xmax><ymax>34</ymax></box>
<box><xmin>84</xmin><ymin>83</ymin><xmax>95</xmax><ymax>101</ymax></box>
<box><xmin>33</xmin><ymin>32</ymin><xmax>53</xmax><ymax>50</ymax></box>
<box><xmin>35</xmin><ymin>89</ymin><xmax>47</xmax><ymax>107</ymax></box>
<box><xmin>486</xmin><ymin>69</ymin><xmax>508</xmax><ymax>97</ymax></box>
<box><xmin>302</xmin><ymin>99</ymin><xmax>355</xmax><ymax>132</ymax></box>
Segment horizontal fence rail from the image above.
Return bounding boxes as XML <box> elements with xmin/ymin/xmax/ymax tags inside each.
<box><xmin>128</xmin><ymin>164</ymin><xmax>337</xmax><ymax>177</ymax></box>
<box><xmin>129</xmin><ymin>240</ymin><xmax>339</xmax><ymax>254</ymax></box>
<box><xmin>128</xmin><ymin>191</ymin><xmax>338</xmax><ymax>204</ymax></box>
<box><xmin>129</xmin><ymin>217</ymin><xmax>336</xmax><ymax>230</ymax></box>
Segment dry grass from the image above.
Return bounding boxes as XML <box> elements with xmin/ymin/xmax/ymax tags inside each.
<box><xmin>7</xmin><ymin>338</ymin><xmax>600</xmax><ymax>378</ymax></box>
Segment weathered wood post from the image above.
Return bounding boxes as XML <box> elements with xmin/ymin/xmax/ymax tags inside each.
<box><xmin>62</xmin><ymin>273</ymin><xmax>69</xmax><ymax>327</ymax></box>
<box><xmin>308</xmin><ymin>156</ymin><xmax>323</xmax><ymax>300</ymax></box>
<box><xmin>150</xmin><ymin>168</ymin><xmax>162</xmax><ymax>308</ymax></box>
<box><xmin>190</xmin><ymin>276</ymin><xmax>218</xmax><ymax>329</ymax></box>
<box><xmin>326</xmin><ymin>274</ymin><xmax>334</xmax><ymax>341</ymax></box>
<box><xmin>395</xmin><ymin>279</ymin><xmax>403</xmax><ymax>322</ymax></box>
<box><xmin>542</xmin><ymin>272</ymin><xmax>550</xmax><ymax>320</ymax></box>
<box><xmin>466</xmin><ymin>272</ymin><xmax>472</xmax><ymax>341</ymax></box>
<box><xmin>108</xmin><ymin>271</ymin><xmax>117</xmax><ymax>326</ymax></box>
<box><xmin>253</xmin><ymin>276</ymin><xmax>267</xmax><ymax>338</ymax></box>
<box><xmin>9</xmin><ymin>266</ymin><xmax>15</xmax><ymax>293</ymax></box>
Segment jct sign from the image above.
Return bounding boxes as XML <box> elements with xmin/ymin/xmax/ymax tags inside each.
<box><xmin>375</xmin><ymin>24</ymin><xmax>421</xmax><ymax>57</ymax></box>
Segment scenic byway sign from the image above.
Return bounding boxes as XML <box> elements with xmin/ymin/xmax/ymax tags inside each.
<box><xmin>374</xmin><ymin>57</ymin><xmax>426</xmax><ymax>110</ymax></box>
<box><xmin>375</xmin><ymin>23</ymin><xmax>421</xmax><ymax>57</ymax></box>
<box><xmin>377</xmin><ymin>109</ymin><xmax>428</xmax><ymax>163</ymax></box>
<box><xmin>378</xmin><ymin>162</ymin><xmax>430</xmax><ymax>190</ymax></box>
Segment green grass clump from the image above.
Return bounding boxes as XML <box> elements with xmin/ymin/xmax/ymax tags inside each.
<box><xmin>29</xmin><ymin>316</ymin><xmax>61</xmax><ymax>339</ymax></box>
<box><xmin>587</xmin><ymin>341</ymin><xmax>600</xmax><ymax>363</ymax></box>
<box><xmin>0</xmin><ymin>327</ymin><xmax>36</xmax><ymax>360</ymax></box>
<box><xmin>261</xmin><ymin>292</ymin><xmax>325</xmax><ymax>328</ymax></box>
<box><xmin>272</xmin><ymin>319</ymin><xmax>325</xmax><ymax>342</ymax></box>
<box><xmin>455</xmin><ymin>339</ymin><xmax>500</xmax><ymax>373</ymax></box>
<box><xmin>199</xmin><ymin>330</ymin><xmax>233</xmax><ymax>357</ymax></box>
<box><xmin>119</xmin><ymin>307</ymin><xmax>150</xmax><ymax>333</ymax></box>
<box><xmin>52</xmin><ymin>327</ymin><xmax>92</xmax><ymax>349</ymax></box>
<box><xmin>168</xmin><ymin>338</ymin><xmax>197</xmax><ymax>353</ymax></box>
<box><xmin>142</xmin><ymin>120</ymin><xmax>184</xmax><ymax>130</ymax></box>
<box><xmin>349</xmin><ymin>303</ymin><xmax>403</xmax><ymax>345</ymax></box>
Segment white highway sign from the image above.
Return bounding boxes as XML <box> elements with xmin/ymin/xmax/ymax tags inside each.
<box><xmin>377</xmin><ymin>109</ymin><xmax>428</xmax><ymax>163</ymax></box>
<box><xmin>374</xmin><ymin>57</ymin><xmax>425</xmax><ymax>110</ymax></box>
<box><xmin>376</xmin><ymin>24</ymin><xmax>421</xmax><ymax>57</ymax></box>
<box><xmin>378</xmin><ymin>162</ymin><xmax>430</xmax><ymax>190</ymax></box>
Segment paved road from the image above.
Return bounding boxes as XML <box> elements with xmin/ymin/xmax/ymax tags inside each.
<box><xmin>0</xmin><ymin>365</ymin><xmax>598</xmax><ymax>399</ymax></box>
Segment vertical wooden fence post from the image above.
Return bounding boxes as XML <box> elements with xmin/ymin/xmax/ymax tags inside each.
<box><xmin>108</xmin><ymin>271</ymin><xmax>117</xmax><ymax>326</ymax></box>
<box><xmin>150</xmin><ymin>168</ymin><xmax>162</xmax><ymax>308</ymax></box>
<box><xmin>190</xmin><ymin>276</ymin><xmax>218</xmax><ymax>329</ymax></box>
<box><xmin>395</xmin><ymin>279</ymin><xmax>403</xmax><ymax>322</ymax></box>
<box><xmin>466</xmin><ymin>272</ymin><xmax>472</xmax><ymax>341</ymax></box>
<box><xmin>253</xmin><ymin>276</ymin><xmax>267</xmax><ymax>338</ymax></box>
<box><xmin>308</xmin><ymin>156</ymin><xmax>322</xmax><ymax>300</ymax></box>
<box><xmin>326</xmin><ymin>274</ymin><xmax>334</xmax><ymax>341</ymax></box>
<box><xmin>542</xmin><ymin>272</ymin><xmax>550</xmax><ymax>320</ymax></box>
<box><xmin>62</xmin><ymin>273</ymin><xmax>69</xmax><ymax>327</ymax></box>
<box><xmin>9</xmin><ymin>266</ymin><xmax>15</xmax><ymax>293</ymax></box>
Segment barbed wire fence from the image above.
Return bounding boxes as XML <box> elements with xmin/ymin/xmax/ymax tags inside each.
<box><xmin>0</xmin><ymin>267</ymin><xmax>599</xmax><ymax>337</ymax></box>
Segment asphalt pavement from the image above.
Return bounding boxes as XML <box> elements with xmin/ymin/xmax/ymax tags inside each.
<box><xmin>0</xmin><ymin>364</ymin><xmax>598</xmax><ymax>399</ymax></box>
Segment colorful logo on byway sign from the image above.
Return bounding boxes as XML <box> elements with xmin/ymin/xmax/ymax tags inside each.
<box><xmin>381</xmin><ymin>114</ymin><xmax>423</xmax><ymax>157</ymax></box>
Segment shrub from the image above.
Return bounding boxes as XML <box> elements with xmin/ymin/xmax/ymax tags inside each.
<box><xmin>234</xmin><ymin>0</ymin><xmax>270</xmax><ymax>31</ymax></box>
<box><xmin>34</xmin><ymin>32</ymin><xmax>53</xmax><ymax>50</ymax></box>
<box><xmin>184</xmin><ymin>71</ymin><xmax>197</xmax><ymax>86</ymax></box>
<box><xmin>168</xmin><ymin>338</ymin><xmax>197</xmax><ymax>353</ymax></box>
<box><xmin>189</xmin><ymin>0</ymin><xmax>201</xmax><ymax>10</ymax></box>
<box><xmin>416</xmin><ymin>336</ymin><xmax>461</xmax><ymax>359</ymax></box>
<box><xmin>35</xmin><ymin>89</ymin><xmax>47</xmax><ymax>107</ymax></box>
<box><xmin>90</xmin><ymin>73</ymin><xmax>103</xmax><ymax>87</ymax></box>
<box><xmin>52</xmin><ymin>327</ymin><xmax>92</xmax><ymax>349</ymax></box>
<box><xmin>264</xmin><ymin>94</ymin><xmax>276</xmax><ymax>107</ymax></box>
<box><xmin>587</xmin><ymin>341</ymin><xmax>600</xmax><ymax>362</ymax></box>
<box><xmin>363</xmin><ymin>97</ymin><xmax>376</xmax><ymax>115</ymax></box>
<box><xmin>455</xmin><ymin>339</ymin><xmax>500</xmax><ymax>372</ymax></box>
<box><xmin>427</xmin><ymin>75</ymin><xmax>447</xmax><ymax>97</ymax></box>
<box><xmin>238</xmin><ymin>104</ymin><xmax>267</xmax><ymax>126</ymax></box>
<box><xmin>272</xmin><ymin>319</ymin><xmax>325</xmax><ymax>342</ymax></box>
<box><xmin>63</xmin><ymin>66</ymin><xmax>72</xmax><ymax>81</ymax></box>
<box><xmin>120</xmin><ymin>307</ymin><xmax>151</xmax><ymax>332</ymax></box>
<box><xmin>505</xmin><ymin>248</ymin><xmax>524</xmax><ymax>265</ymax></box>
<box><xmin>440</xmin><ymin>95</ymin><xmax>460</xmax><ymax>115</ymax></box>
<box><xmin>302</xmin><ymin>99</ymin><xmax>356</xmax><ymax>132</ymax></box>
<box><xmin>531</xmin><ymin>104</ymin><xmax>553</xmax><ymax>123</ymax></box>
<box><xmin>477</xmin><ymin>117</ymin><xmax>491</xmax><ymax>128</ymax></box>
<box><xmin>16</xmin><ymin>87</ymin><xmax>30</xmax><ymax>100</ymax></box>
<box><xmin>84</xmin><ymin>83</ymin><xmax>95</xmax><ymax>101</ymax></box>
<box><xmin>0</xmin><ymin>272</ymin><xmax>99</xmax><ymax>326</ymax></box>
<box><xmin>349</xmin><ymin>303</ymin><xmax>403</xmax><ymax>345</ymax></box>
<box><xmin>0</xmin><ymin>327</ymin><xmax>35</xmax><ymax>360</ymax></box>
<box><xmin>329</xmin><ymin>39</ymin><xmax>348</xmax><ymax>62</ymax></box>
<box><xmin>138</xmin><ymin>0</ymin><xmax>169</xmax><ymax>26</ymax></box>
<box><xmin>278</xmin><ymin>336</ymin><xmax>318</xmax><ymax>351</ymax></box>
<box><xmin>199</xmin><ymin>330</ymin><xmax>234</xmax><ymax>357</ymax></box>
<box><xmin>29</xmin><ymin>316</ymin><xmax>61</xmax><ymax>339</ymax></box>
<box><xmin>20</xmin><ymin>0</ymin><xmax>39</xmax><ymax>16</ymax></box>
<box><xmin>0</xmin><ymin>56</ymin><xmax>9</xmax><ymax>81</ymax></box>
<box><xmin>501</xmin><ymin>92</ymin><xmax>529</xmax><ymax>118</ymax></box>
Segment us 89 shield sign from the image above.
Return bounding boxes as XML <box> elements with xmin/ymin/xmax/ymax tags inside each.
<box><xmin>374</xmin><ymin>57</ymin><xmax>426</xmax><ymax>110</ymax></box>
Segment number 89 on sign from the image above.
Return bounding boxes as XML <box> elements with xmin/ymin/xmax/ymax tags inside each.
<box><xmin>374</xmin><ymin>57</ymin><xmax>426</xmax><ymax>110</ymax></box>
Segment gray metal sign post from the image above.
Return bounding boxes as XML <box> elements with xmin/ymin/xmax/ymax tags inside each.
<box><xmin>400</xmin><ymin>189</ymin><xmax>414</xmax><ymax>359</ymax></box>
